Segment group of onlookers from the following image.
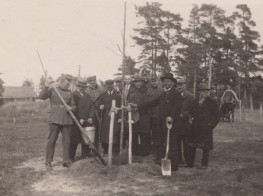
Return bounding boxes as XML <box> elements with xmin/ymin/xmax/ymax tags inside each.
<box><xmin>39</xmin><ymin>73</ymin><xmax>220</xmax><ymax>171</ymax></box>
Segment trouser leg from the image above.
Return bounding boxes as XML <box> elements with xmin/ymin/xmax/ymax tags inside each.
<box><xmin>177</xmin><ymin>136</ymin><xmax>183</xmax><ymax>164</ymax></box>
<box><xmin>201</xmin><ymin>149</ymin><xmax>210</xmax><ymax>167</ymax></box>
<box><xmin>81</xmin><ymin>142</ymin><xmax>91</xmax><ymax>158</ymax></box>
<box><xmin>150</xmin><ymin>117</ymin><xmax>159</xmax><ymax>153</ymax></box>
<box><xmin>188</xmin><ymin>147</ymin><xmax>196</xmax><ymax>167</ymax></box>
<box><xmin>46</xmin><ymin>124</ymin><xmax>60</xmax><ymax>163</ymax></box>
<box><xmin>183</xmin><ymin>136</ymin><xmax>191</xmax><ymax>166</ymax></box>
<box><xmin>61</xmin><ymin>125</ymin><xmax>72</xmax><ymax>163</ymax></box>
<box><xmin>132</xmin><ymin>132</ymin><xmax>140</xmax><ymax>156</ymax></box>
<box><xmin>69</xmin><ymin>143</ymin><xmax>78</xmax><ymax>160</ymax></box>
<box><xmin>140</xmin><ymin>133</ymin><xmax>151</xmax><ymax>157</ymax></box>
<box><xmin>169</xmin><ymin>131</ymin><xmax>179</xmax><ymax>171</ymax></box>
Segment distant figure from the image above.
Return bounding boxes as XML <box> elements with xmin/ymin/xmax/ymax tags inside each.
<box><xmin>38</xmin><ymin>74</ymin><xmax>76</xmax><ymax>170</ymax></box>
<box><xmin>188</xmin><ymin>83</ymin><xmax>220</xmax><ymax>169</ymax></box>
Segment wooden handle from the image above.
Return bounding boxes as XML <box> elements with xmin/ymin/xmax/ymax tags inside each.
<box><xmin>128</xmin><ymin>111</ymin><xmax>132</xmax><ymax>164</ymax></box>
<box><xmin>108</xmin><ymin>100</ymin><xmax>116</xmax><ymax>166</ymax></box>
<box><xmin>52</xmin><ymin>85</ymin><xmax>106</xmax><ymax>166</ymax></box>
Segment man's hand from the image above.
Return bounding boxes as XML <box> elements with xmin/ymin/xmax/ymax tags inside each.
<box><xmin>80</xmin><ymin>119</ymin><xmax>85</xmax><ymax>125</ymax></box>
<box><xmin>166</xmin><ymin>117</ymin><xmax>174</xmax><ymax>124</ymax></box>
<box><xmin>45</xmin><ymin>77</ymin><xmax>54</xmax><ymax>86</ymax></box>
<box><xmin>87</xmin><ymin>118</ymin><xmax>93</xmax><ymax>124</ymax></box>
<box><xmin>189</xmin><ymin>118</ymin><xmax>194</xmax><ymax>124</ymax></box>
<box><xmin>125</xmin><ymin>105</ymin><xmax>132</xmax><ymax>112</ymax></box>
<box><xmin>128</xmin><ymin>103</ymin><xmax>138</xmax><ymax>108</ymax></box>
<box><xmin>100</xmin><ymin>105</ymin><xmax>104</xmax><ymax>110</ymax></box>
<box><xmin>65</xmin><ymin>105</ymin><xmax>72</xmax><ymax>111</ymax></box>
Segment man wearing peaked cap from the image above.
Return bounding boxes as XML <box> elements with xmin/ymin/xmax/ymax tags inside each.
<box><xmin>176</xmin><ymin>78</ymin><xmax>195</xmax><ymax>167</ymax></box>
<box><xmin>70</xmin><ymin>77</ymin><xmax>96</xmax><ymax>161</ymax></box>
<box><xmin>38</xmin><ymin>73</ymin><xmax>77</xmax><ymax>170</ymax></box>
<box><xmin>187</xmin><ymin>83</ymin><xmax>220</xmax><ymax>169</ymax></box>
<box><xmin>95</xmin><ymin>79</ymin><xmax>121</xmax><ymax>155</ymax></box>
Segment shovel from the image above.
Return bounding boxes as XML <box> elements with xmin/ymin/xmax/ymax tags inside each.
<box><xmin>161</xmin><ymin>121</ymin><xmax>172</xmax><ymax>176</ymax></box>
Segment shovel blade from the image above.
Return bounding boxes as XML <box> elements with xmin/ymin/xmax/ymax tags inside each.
<box><xmin>161</xmin><ymin>158</ymin><xmax>171</xmax><ymax>176</ymax></box>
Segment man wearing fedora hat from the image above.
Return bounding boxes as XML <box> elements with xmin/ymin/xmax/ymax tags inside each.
<box><xmin>129</xmin><ymin>73</ymin><xmax>183</xmax><ymax>171</ymax></box>
<box><xmin>38</xmin><ymin>74</ymin><xmax>77</xmax><ymax>170</ymax></box>
<box><xmin>70</xmin><ymin>77</ymin><xmax>96</xmax><ymax>161</ymax></box>
<box><xmin>187</xmin><ymin>83</ymin><xmax>220</xmax><ymax>169</ymax></box>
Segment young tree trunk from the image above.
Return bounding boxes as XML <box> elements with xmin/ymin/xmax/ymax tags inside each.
<box><xmin>250</xmin><ymin>94</ymin><xmax>253</xmax><ymax>111</ymax></box>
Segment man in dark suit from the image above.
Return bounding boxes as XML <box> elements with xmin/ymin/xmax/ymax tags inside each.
<box><xmin>188</xmin><ymin>83</ymin><xmax>220</xmax><ymax>169</ymax></box>
<box><xmin>95</xmin><ymin>80</ymin><xmax>121</xmax><ymax>155</ymax></box>
<box><xmin>70</xmin><ymin>77</ymin><xmax>96</xmax><ymax>161</ymax></box>
<box><xmin>129</xmin><ymin>73</ymin><xmax>183</xmax><ymax>171</ymax></box>
<box><xmin>38</xmin><ymin>74</ymin><xmax>77</xmax><ymax>170</ymax></box>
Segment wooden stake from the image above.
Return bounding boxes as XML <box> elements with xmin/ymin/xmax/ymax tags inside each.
<box><xmin>108</xmin><ymin>100</ymin><xmax>116</xmax><ymax>166</ymax></box>
<box><xmin>260</xmin><ymin>103</ymin><xmax>262</xmax><ymax>121</ymax></box>
<box><xmin>128</xmin><ymin>111</ymin><xmax>132</xmax><ymax>164</ymax></box>
<box><xmin>239</xmin><ymin>100</ymin><xmax>242</xmax><ymax>121</ymax></box>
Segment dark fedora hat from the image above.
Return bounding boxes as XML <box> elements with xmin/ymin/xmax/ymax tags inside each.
<box><xmin>76</xmin><ymin>77</ymin><xmax>88</xmax><ymax>86</ymax></box>
<box><xmin>198</xmin><ymin>83</ymin><xmax>210</xmax><ymax>90</ymax></box>
<box><xmin>160</xmin><ymin>73</ymin><xmax>177</xmax><ymax>82</ymax></box>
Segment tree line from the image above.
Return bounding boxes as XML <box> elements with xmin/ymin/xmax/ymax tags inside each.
<box><xmin>116</xmin><ymin>3</ymin><xmax>263</xmax><ymax>107</ymax></box>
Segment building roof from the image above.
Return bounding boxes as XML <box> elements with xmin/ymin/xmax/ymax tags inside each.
<box><xmin>2</xmin><ymin>86</ymin><xmax>36</xmax><ymax>98</ymax></box>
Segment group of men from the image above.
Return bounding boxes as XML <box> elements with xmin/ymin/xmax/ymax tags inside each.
<box><xmin>38</xmin><ymin>72</ymin><xmax>220</xmax><ymax>172</ymax></box>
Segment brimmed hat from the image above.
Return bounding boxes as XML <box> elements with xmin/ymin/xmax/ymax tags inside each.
<box><xmin>198</xmin><ymin>83</ymin><xmax>210</xmax><ymax>90</ymax></box>
<box><xmin>132</xmin><ymin>74</ymin><xmax>147</xmax><ymax>82</ymax></box>
<box><xmin>114</xmin><ymin>77</ymin><xmax>122</xmax><ymax>83</ymax></box>
<box><xmin>76</xmin><ymin>77</ymin><xmax>88</xmax><ymax>86</ymax></box>
<box><xmin>61</xmin><ymin>74</ymin><xmax>72</xmax><ymax>83</ymax></box>
<box><xmin>87</xmin><ymin>76</ymin><xmax>96</xmax><ymax>83</ymax></box>
<box><xmin>105</xmin><ymin>79</ymin><xmax>114</xmax><ymax>85</ymax></box>
<box><xmin>160</xmin><ymin>73</ymin><xmax>177</xmax><ymax>82</ymax></box>
<box><xmin>177</xmin><ymin>79</ymin><xmax>187</xmax><ymax>84</ymax></box>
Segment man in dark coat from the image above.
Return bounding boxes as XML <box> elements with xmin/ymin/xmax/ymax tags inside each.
<box><xmin>127</xmin><ymin>75</ymin><xmax>153</xmax><ymax>157</ymax></box>
<box><xmin>148</xmin><ymin>76</ymin><xmax>164</xmax><ymax>154</ymax></box>
<box><xmin>70</xmin><ymin>77</ymin><xmax>96</xmax><ymax>161</ymax></box>
<box><xmin>129</xmin><ymin>73</ymin><xmax>183</xmax><ymax>171</ymax></box>
<box><xmin>188</xmin><ymin>83</ymin><xmax>220</xmax><ymax>169</ymax></box>
<box><xmin>38</xmin><ymin>74</ymin><xmax>77</xmax><ymax>170</ymax></box>
<box><xmin>176</xmin><ymin>79</ymin><xmax>195</xmax><ymax>166</ymax></box>
<box><xmin>95</xmin><ymin>79</ymin><xmax>121</xmax><ymax>155</ymax></box>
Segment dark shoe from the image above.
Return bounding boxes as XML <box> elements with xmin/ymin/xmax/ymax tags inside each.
<box><xmin>45</xmin><ymin>162</ymin><xmax>52</xmax><ymax>171</ymax></box>
<box><xmin>171</xmin><ymin>166</ymin><xmax>178</xmax><ymax>171</ymax></box>
<box><xmin>200</xmin><ymin>166</ymin><xmax>207</xmax><ymax>169</ymax></box>
<box><xmin>178</xmin><ymin>163</ymin><xmax>188</xmax><ymax>167</ymax></box>
<box><xmin>63</xmin><ymin>163</ymin><xmax>71</xmax><ymax>168</ymax></box>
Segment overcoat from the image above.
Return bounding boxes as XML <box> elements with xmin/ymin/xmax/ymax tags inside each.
<box><xmin>178</xmin><ymin>91</ymin><xmax>195</xmax><ymax>135</ymax></box>
<box><xmin>38</xmin><ymin>86</ymin><xmax>76</xmax><ymax>125</ymax></box>
<box><xmin>138</xmin><ymin>87</ymin><xmax>183</xmax><ymax>132</ymax></box>
<box><xmin>71</xmin><ymin>90</ymin><xmax>96</xmax><ymax>143</ymax></box>
<box><xmin>85</xmin><ymin>85</ymin><xmax>106</xmax><ymax>102</ymax></box>
<box><xmin>95</xmin><ymin>90</ymin><xmax>121</xmax><ymax>144</ymax></box>
<box><xmin>128</xmin><ymin>85</ymin><xmax>153</xmax><ymax>133</ymax></box>
<box><xmin>189</xmin><ymin>96</ymin><xmax>220</xmax><ymax>150</ymax></box>
<box><xmin>148</xmin><ymin>86</ymin><xmax>164</xmax><ymax>118</ymax></box>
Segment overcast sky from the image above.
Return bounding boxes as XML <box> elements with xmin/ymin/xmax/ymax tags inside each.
<box><xmin>0</xmin><ymin>0</ymin><xmax>263</xmax><ymax>87</ymax></box>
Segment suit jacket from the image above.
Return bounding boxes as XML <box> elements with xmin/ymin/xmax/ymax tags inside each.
<box><xmin>148</xmin><ymin>86</ymin><xmax>164</xmax><ymax>118</ymax></box>
<box><xmin>38</xmin><ymin>86</ymin><xmax>76</xmax><ymax>125</ymax></box>
<box><xmin>138</xmin><ymin>87</ymin><xmax>183</xmax><ymax>132</ymax></box>
<box><xmin>72</xmin><ymin>90</ymin><xmax>96</xmax><ymax>121</ymax></box>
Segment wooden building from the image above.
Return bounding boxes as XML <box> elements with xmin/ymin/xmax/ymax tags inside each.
<box><xmin>0</xmin><ymin>86</ymin><xmax>36</xmax><ymax>105</ymax></box>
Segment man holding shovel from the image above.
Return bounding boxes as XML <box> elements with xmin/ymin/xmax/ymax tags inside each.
<box><xmin>129</xmin><ymin>73</ymin><xmax>183</xmax><ymax>171</ymax></box>
<box><xmin>38</xmin><ymin>74</ymin><xmax>76</xmax><ymax>170</ymax></box>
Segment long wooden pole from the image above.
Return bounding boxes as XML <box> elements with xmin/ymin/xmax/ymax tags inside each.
<box><xmin>52</xmin><ymin>85</ymin><xmax>107</xmax><ymax>166</ymax></box>
<box><xmin>108</xmin><ymin>100</ymin><xmax>116</xmax><ymax>166</ymax></box>
<box><xmin>128</xmin><ymin>111</ymin><xmax>132</xmax><ymax>164</ymax></box>
<box><xmin>120</xmin><ymin>2</ymin><xmax>126</xmax><ymax>160</ymax></box>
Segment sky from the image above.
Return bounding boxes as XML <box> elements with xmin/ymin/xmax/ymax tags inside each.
<box><xmin>1</xmin><ymin>0</ymin><xmax>263</xmax><ymax>88</ymax></box>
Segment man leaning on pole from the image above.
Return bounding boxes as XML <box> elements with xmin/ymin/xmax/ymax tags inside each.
<box><xmin>38</xmin><ymin>74</ymin><xmax>77</xmax><ymax>170</ymax></box>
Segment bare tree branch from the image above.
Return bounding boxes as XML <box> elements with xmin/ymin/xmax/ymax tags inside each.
<box><xmin>106</xmin><ymin>46</ymin><xmax>122</xmax><ymax>57</ymax></box>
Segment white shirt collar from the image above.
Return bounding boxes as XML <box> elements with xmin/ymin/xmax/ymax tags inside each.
<box><xmin>164</xmin><ymin>87</ymin><xmax>172</xmax><ymax>92</ymax></box>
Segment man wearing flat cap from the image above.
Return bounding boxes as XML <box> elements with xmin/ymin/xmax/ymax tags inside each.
<box><xmin>129</xmin><ymin>73</ymin><xmax>183</xmax><ymax>171</ymax></box>
<box><xmin>188</xmin><ymin>83</ymin><xmax>220</xmax><ymax>169</ymax></box>
<box><xmin>176</xmin><ymin>79</ymin><xmax>194</xmax><ymax>167</ymax></box>
<box><xmin>127</xmin><ymin>75</ymin><xmax>153</xmax><ymax>157</ymax></box>
<box><xmin>95</xmin><ymin>79</ymin><xmax>121</xmax><ymax>155</ymax></box>
<box><xmin>70</xmin><ymin>77</ymin><xmax>96</xmax><ymax>161</ymax></box>
<box><xmin>38</xmin><ymin>74</ymin><xmax>77</xmax><ymax>170</ymax></box>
